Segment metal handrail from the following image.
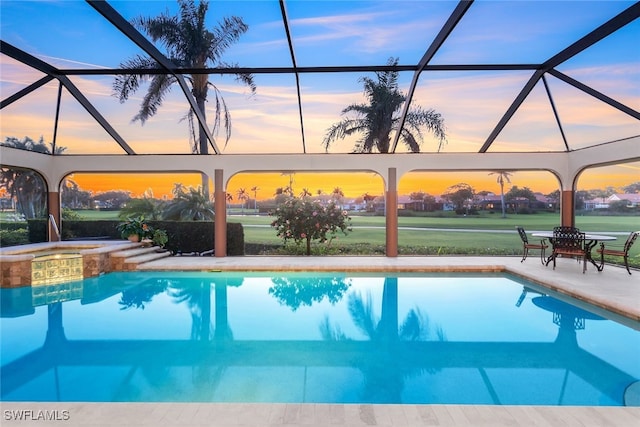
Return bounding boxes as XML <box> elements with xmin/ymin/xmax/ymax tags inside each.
<box><xmin>48</xmin><ymin>214</ymin><xmax>61</xmax><ymax>240</ymax></box>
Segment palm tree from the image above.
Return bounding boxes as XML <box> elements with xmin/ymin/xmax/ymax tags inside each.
<box><xmin>251</xmin><ymin>186</ymin><xmax>259</xmax><ymax>211</ymax></box>
<box><xmin>331</xmin><ymin>186</ymin><xmax>344</xmax><ymax>208</ymax></box>
<box><xmin>299</xmin><ymin>188</ymin><xmax>312</xmax><ymax>198</ymax></box>
<box><xmin>113</xmin><ymin>0</ymin><xmax>256</xmax><ymax>195</ymax></box>
<box><xmin>489</xmin><ymin>171</ymin><xmax>513</xmax><ymax>218</ymax></box>
<box><xmin>323</xmin><ymin>57</ymin><xmax>446</xmax><ymax>153</ymax></box>
<box><xmin>163</xmin><ymin>185</ymin><xmax>214</xmax><ymax>220</ymax></box>
<box><xmin>118</xmin><ymin>192</ymin><xmax>165</xmax><ymax>220</ymax></box>
<box><xmin>236</xmin><ymin>188</ymin><xmax>248</xmax><ymax>213</ymax></box>
<box><xmin>362</xmin><ymin>192</ymin><xmax>376</xmax><ymax>212</ymax></box>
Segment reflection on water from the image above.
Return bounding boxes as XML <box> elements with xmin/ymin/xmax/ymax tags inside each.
<box><xmin>1</xmin><ymin>271</ymin><xmax>638</xmax><ymax>405</ymax></box>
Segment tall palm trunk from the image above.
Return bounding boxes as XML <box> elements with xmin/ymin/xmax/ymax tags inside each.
<box><xmin>196</xmin><ymin>93</ymin><xmax>210</xmax><ymax>197</ymax></box>
<box><xmin>499</xmin><ymin>178</ymin><xmax>506</xmax><ymax>218</ymax></box>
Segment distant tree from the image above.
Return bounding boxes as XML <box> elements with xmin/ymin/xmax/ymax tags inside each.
<box><xmin>0</xmin><ymin>166</ymin><xmax>46</xmax><ymax>219</ymax></box>
<box><xmin>505</xmin><ymin>186</ymin><xmax>537</xmax><ymax>202</ymax></box>
<box><xmin>299</xmin><ymin>188</ymin><xmax>312</xmax><ymax>198</ymax></box>
<box><xmin>489</xmin><ymin>170</ymin><xmax>513</xmax><ymax>218</ymax></box>
<box><xmin>409</xmin><ymin>191</ymin><xmax>427</xmax><ymax>211</ymax></box>
<box><xmin>442</xmin><ymin>183</ymin><xmax>474</xmax><ymax>212</ymax></box>
<box><xmin>621</xmin><ymin>182</ymin><xmax>640</xmax><ymax>193</ymax></box>
<box><xmin>118</xmin><ymin>191</ymin><xmax>165</xmax><ymax>220</ymax></box>
<box><xmin>236</xmin><ymin>188</ymin><xmax>248</xmax><ymax>213</ymax></box>
<box><xmin>609</xmin><ymin>199</ymin><xmax>631</xmax><ymax>212</ymax></box>
<box><xmin>323</xmin><ymin>57</ymin><xmax>446</xmax><ymax>153</ymax></box>
<box><xmin>331</xmin><ymin>187</ymin><xmax>345</xmax><ymax>207</ymax></box>
<box><xmin>423</xmin><ymin>194</ymin><xmax>437</xmax><ymax>211</ymax></box>
<box><xmin>409</xmin><ymin>191</ymin><xmax>426</xmax><ymax>201</ymax></box>
<box><xmin>251</xmin><ymin>186</ymin><xmax>259</xmax><ymax>210</ymax></box>
<box><xmin>362</xmin><ymin>193</ymin><xmax>376</xmax><ymax>212</ymax></box>
<box><xmin>546</xmin><ymin>190</ymin><xmax>560</xmax><ymax>211</ymax></box>
<box><xmin>505</xmin><ymin>186</ymin><xmax>537</xmax><ymax>212</ymax></box>
<box><xmin>61</xmin><ymin>177</ymin><xmax>91</xmax><ymax>209</ymax></box>
<box><xmin>574</xmin><ymin>190</ymin><xmax>590</xmax><ymax>211</ymax></box>
<box><xmin>92</xmin><ymin>190</ymin><xmax>131</xmax><ymax>209</ymax></box>
<box><xmin>590</xmin><ymin>187</ymin><xmax>616</xmax><ymax>203</ymax></box>
<box><xmin>0</xmin><ymin>136</ymin><xmax>66</xmax><ymax>219</ymax></box>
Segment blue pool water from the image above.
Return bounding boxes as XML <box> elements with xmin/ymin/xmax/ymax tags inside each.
<box><xmin>1</xmin><ymin>271</ymin><xmax>638</xmax><ymax>405</ymax></box>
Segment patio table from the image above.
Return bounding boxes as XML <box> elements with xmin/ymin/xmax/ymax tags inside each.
<box><xmin>532</xmin><ymin>232</ymin><xmax>616</xmax><ymax>271</ymax></box>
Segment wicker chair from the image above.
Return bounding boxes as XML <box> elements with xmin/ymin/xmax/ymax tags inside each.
<box><xmin>516</xmin><ymin>226</ymin><xmax>547</xmax><ymax>264</ymax></box>
<box><xmin>547</xmin><ymin>227</ymin><xmax>587</xmax><ymax>273</ymax></box>
<box><xmin>597</xmin><ymin>231</ymin><xmax>639</xmax><ymax>275</ymax></box>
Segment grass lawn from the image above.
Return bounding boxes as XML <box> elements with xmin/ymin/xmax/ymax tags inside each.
<box><xmin>71</xmin><ymin>210</ymin><xmax>121</xmax><ymax>220</ymax></box>
<box><xmin>234</xmin><ymin>213</ymin><xmax>639</xmax><ymax>263</ymax></box>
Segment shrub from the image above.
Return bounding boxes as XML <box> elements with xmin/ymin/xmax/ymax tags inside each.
<box><xmin>116</xmin><ymin>216</ymin><xmax>154</xmax><ymax>241</ymax></box>
<box><xmin>270</xmin><ymin>195</ymin><xmax>352</xmax><ymax>255</ymax></box>
<box><xmin>0</xmin><ymin>228</ymin><xmax>29</xmax><ymax>246</ymax></box>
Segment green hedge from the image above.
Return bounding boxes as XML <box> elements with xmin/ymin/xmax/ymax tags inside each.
<box><xmin>26</xmin><ymin>219</ymin><xmax>47</xmax><ymax>243</ymax></box>
<box><xmin>0</xmin><ymin>228</ymin><xmax>30</xmax><ymax>246</ymax></box>
<box><xmin>22</xmin><ymin>219</ymin><xmax>244</xmax><ymax>255</ymax></box>
<box><xmin>0</xmin><ymin>222</ymin><xmax>28</xmax><ymax>231</ymax></box>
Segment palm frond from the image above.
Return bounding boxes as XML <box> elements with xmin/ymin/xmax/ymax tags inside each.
<box><xmin>217</xmin><ymin>61</ymin><xmax>256</xmax><ymax>94</ymax></box>
<box><xmin>113</xmin><ymin>55</ymin><xmax>160</xmax><ymax>103</ymax></box>
<box><xmin>207</xmin><ymin>16</ymin><xmax>249</xmax><ymax>64</ymax></box>
<box><xmin>322</xmin><ymin>118</ymin><xmax>367</xmax><ymax>150</ymax></box>
<box><xmin>400</xmin><ymin>128</ymin><xmax>421</xmax><ymax>153</ymax></box>
<box><xmin>133</xmin><ymin>74</ymin><xmax>176</xmax><ymax>124</ymax></box>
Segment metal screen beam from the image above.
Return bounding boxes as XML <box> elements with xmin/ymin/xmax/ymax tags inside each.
<box><xmin>391</xmin><ymin>0</ymin><xmax>473</xmax><ymax>153</ymax></box>
<box><xmin>87</xmin><ymin>0</ymin><xmax>220</xmax><ymax>154</ymax></box>
<box><xmin>479</xmin><ymin>3</ymin><xmax>640</xmax><ymax>153</ymax></box>
<box><xmin>548</xmin><ymin>69</ymin><xmax>640</xmax><ymax>120</ymax></box>
<box><xmin>541</xmin><ymin>75</ymin><xmax>570</xmax><ymax>151</ymax></box>
<box><xmin>0</xmin><ymin>41</ymin><xmax>135</xmax><ymax>154</ymax></box>
<box><xmin>280</xmin><ymin>0</ymin><xmax>307</xmax><ymax>153</ymax></box>
<box><xmin>479</xmin><ymin>70</ymin><xmax>545</xmax><ymax>153</ymax></box>
<box><xmin>1</xmin><ymin>75</ymin><xmax>54</xmax><ymax>109</ymax></box>
<box><xmin>543</xmin><ymin>2</ymin><xmax>640</xmax><ymax>70</ymax></box>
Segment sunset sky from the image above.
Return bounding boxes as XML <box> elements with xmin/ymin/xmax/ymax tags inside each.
<box><xmin>68</xmin><ymin>162</ymin><xmax>640</xmax><ymax>202</ymax></box>
<box><xmin>1</xmin><ymin>1</ymin><xmax>638</xmax><ymax>198</ymax></box>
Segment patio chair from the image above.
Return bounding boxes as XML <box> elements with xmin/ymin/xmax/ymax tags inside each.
<box><xmin>597</xmin><ymin>231</ymin><xmax>639</xmax><ymax>275</ymax></box>
<box><xmin>547</xmin><ymin>228</ymin><xmax>587</xmax><ymax>273</ymax></box>
<box><xmin>516</xmin><ymin>226</ymin><xmax>547</xmax><ymax>264</ymax></box>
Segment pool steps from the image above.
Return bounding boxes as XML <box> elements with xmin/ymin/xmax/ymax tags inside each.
<box><xmin>111</xmin><ymin>245</ymin><xmax>171</xmax><ymax>271</ymax></box>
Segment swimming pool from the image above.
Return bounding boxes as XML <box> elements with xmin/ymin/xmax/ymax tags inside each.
<box><xmin>1</xmin><ymin>271</ymin><xmax>638</xmax><ymax>405</ymax></box>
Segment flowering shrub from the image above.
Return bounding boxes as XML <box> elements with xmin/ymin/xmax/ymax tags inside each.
<box><xmin>270</xmin><ymin>196</ymin><xmax>352</xmax><ymax>255</ymax></box>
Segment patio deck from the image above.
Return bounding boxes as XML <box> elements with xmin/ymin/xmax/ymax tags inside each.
<box><xmin>1</xmin><ymin>256</ymin><xmax>638</xmax><ymax>426</ymax></box>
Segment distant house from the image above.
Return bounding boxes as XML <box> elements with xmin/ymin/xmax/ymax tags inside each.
<box><xmin>477</xmin><ymin>192</ymin><xmax>551</xmax><ymax>212</ymax></box>
<box><xmin>400</xmin><ymin>195</ymin><xmax>448</xmax><ymax>212</ymax></box>
<box><xmin>584</xmin><ymin>193</ymin><xmax>640</xmax><ymax>210</ymax></box>
<box><xmin>609</xmin><ymin>193</ymin><xmax>640</xmax><ymax>208</ymax></box>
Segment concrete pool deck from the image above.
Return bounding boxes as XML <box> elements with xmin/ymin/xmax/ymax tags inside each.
<box><xmin>1</xmin><ymin>256</ymin><xmax>639</xmax><ymax>426</ymax></box>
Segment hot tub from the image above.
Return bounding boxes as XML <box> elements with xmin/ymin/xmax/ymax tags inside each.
<box><xmin>0</xmin><ymin>241</ymin><xmax>139</xmax><ymax>288</ymax></box>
